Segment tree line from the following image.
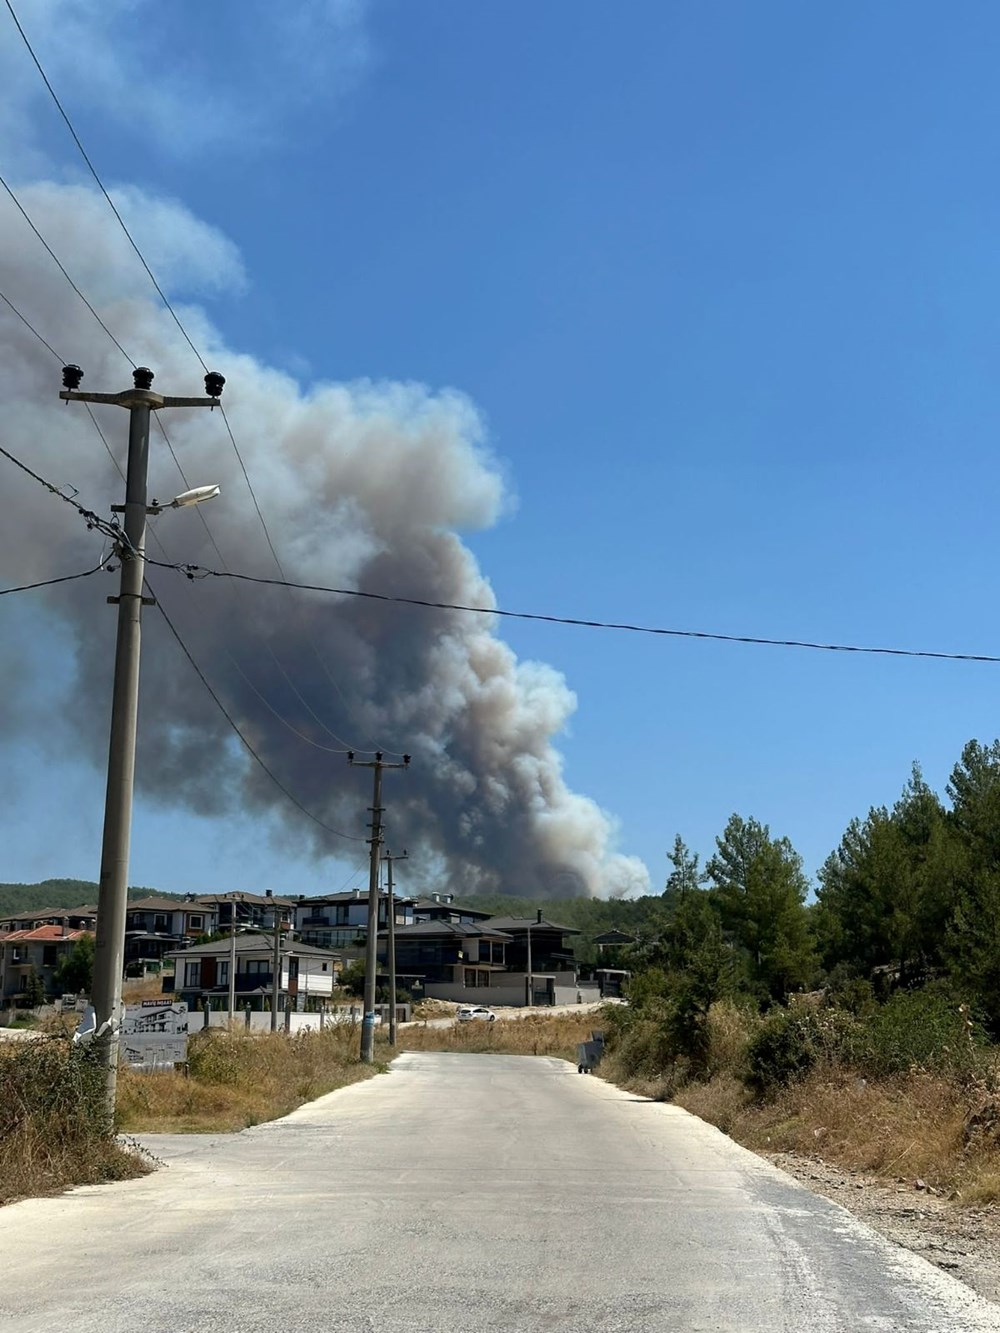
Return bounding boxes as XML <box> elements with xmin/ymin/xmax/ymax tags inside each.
<box><xmin>632</xmin><ymin>738</ymin><xmax>1000</xmax><ymax>1041</ymax></box>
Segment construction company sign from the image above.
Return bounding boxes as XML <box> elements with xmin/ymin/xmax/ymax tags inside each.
<box><xmin>121</xmin><ymin>1000</ymin><xmax>189</xmax><ymax>1070</ymax></box>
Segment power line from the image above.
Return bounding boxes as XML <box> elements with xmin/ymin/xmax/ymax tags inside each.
<box><xmin>146</xmin><ymin>556</ymin><xmax>1000</xmax><ymax>667</ymax></box>
<box><xmin>0</xmin><ymin>288</ymin><xmax>60</xmax><ymax>358</ymax></box>
<box><xmin>0</xmin><ymin>172</ymin><xmax>134</xmax><ymax>367</ymax></box>
<box><xmin>2</xmin><ymin>0</ymin><xmax>205</xmax><ymax>373</ymax></box>
<box><xmin>1</xmin><ymin>562</ymin><xmax>107</xmax><ymax>597</ymax></box>
<box><xmin>146</xmin><ymin>577</ymin><xmax>363</xmax><ymax>843</ymax></box>
<box><xmin>8</xmin><ymin>426</ymin><xmax>1000</xmax><ymax>670</ymax></box>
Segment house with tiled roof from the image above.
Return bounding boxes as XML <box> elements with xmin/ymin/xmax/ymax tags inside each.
<box><xmin>0</xmin><ymin>924</ymin><xmax>93</xmax><ymax>1002</ymax></box>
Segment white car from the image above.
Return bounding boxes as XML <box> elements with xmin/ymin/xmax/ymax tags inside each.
<box><xmin>456</xmin><ymin>1005</ymin><xmax>496</xmax><ymax>1023</ymax></box>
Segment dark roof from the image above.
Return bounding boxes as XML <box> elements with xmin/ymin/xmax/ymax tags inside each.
<box><xmin>481</xmin><ymin>915</ymin><xmax>581</xmax><ymax>936</ymax></box>
<box><xmin>592</xmin><ymin>930</ymin><xmax>636</xmax><ymax>946</ymax></box>
<box><xmin>385</xmin><ymin>921</ymin><xmax>511</xmax><ymax>941</ymax></box>
<box><xmin>0</xmin><ymin>904</ymin><xmax>97</xmax><ymax>922</ymax></box>
<box><xmin>166</xmin><ymin>932</ymin><xmax>340</xmax><ymax>960</ymax></box>
<box><xmin>195</xmin><ymin>892</ymin><xmax>293</xmax><ymax>907</ymax></box>
<box><xmin>410</xmin><ymin>898</ymin><xmax>493</xmax><ymax>919</ymax></box>
<box><xmin>294</xmin><ymin>891</ymin><xmax>374</xmax><ymax>907</ymax></box>
<box><xmin>128</xmin><ymin>896</ymin><xmax>208</xmax><ymax>913</ymax></box>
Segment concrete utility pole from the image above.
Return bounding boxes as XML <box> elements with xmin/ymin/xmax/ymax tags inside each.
<box><xmin>382</xmin><ymin>848</ymin><xmax>408</xmax><ymax>1046</ymax></box>
<box><xmin>59</xmin><ymin>363</ymin><xmax>225</xmax><ymax>1120</ymax></box>
<box><xmin>227</xmin><ymin>895</ymin><xmax>244</xmax><ymax>1029</ymax></box>
<box><xmin>267</xmin><ymin>892</ymin><xmax>283</xmax><ymax>1032</ymax></box>
<box><xmin>526</xmin><ymin>917</ymin><xmax>533</xmax><ymax>1008</ymax></box>
<box><xmin>348</xmin><ymin>751</ymin><xmax>410</xmax><ymax>1062</ymax></box>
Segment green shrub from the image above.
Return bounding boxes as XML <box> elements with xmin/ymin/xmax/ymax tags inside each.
<box><xmin>745</xmin><ymin>1009</ymin><xmax>819</xmax><ymax>1097</ymax></box>
<box><xmin>847</xmin><ymin>985</ymin><xmax>985</xmax><ymax>1078</ymax></box>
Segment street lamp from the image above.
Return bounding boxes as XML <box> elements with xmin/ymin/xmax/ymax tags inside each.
<box><xmin>147</xmin><ymin>485</ymin><xmax>221</xmax><ymax>515</ymax></box>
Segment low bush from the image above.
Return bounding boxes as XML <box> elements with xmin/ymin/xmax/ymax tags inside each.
<box><xmin>0</xmin><ymin>1041</ymin><xmax>147</xmax><ymax>1205</ymax></box>
<box><xmin>846</xmin><ymin>986</ymin><xmax>985</xmax><ymax>1079</ymax></box>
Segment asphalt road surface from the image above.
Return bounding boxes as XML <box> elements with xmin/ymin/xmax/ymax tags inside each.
<box><xmin>3</xmin><ymin>1053</ymin><xmax>999</xmax><ymax>1332</ymax></box>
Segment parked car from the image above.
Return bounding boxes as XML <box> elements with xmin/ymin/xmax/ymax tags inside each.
<box><xmin>456</xmin><ymin>1005</ymin><xmax>496</xmax><ymax>1023</ymax></box>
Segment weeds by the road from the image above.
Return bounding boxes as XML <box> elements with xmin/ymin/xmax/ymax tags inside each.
<box><xmin>398</xmin><ymin>1011</ymin><xmax>599</xmax><ymax>1064</ymax></box>
<box><xmin>600</xmin><ymin>997</ymin><xmax>1000</xmax><ymax>1204</ymax></box>
<box><xmin>117</xmin><ymin>1025</ymin><xmax>376</xmax><ymax>1133</ymax></box>
<box><xmin>0</xmin><ymin>1041</ymin><xmax>147</xmax><ymax>1206</ymax></box>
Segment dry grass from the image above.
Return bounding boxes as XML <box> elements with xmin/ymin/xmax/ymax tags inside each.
<box><xmin>671</xmin><ymin>1067</ymin><xmax>1000</xmax><ymax>1202</ymax></box>
<box><xmin>122</xmin><ymin>975</ymin><xmax>173</xmax><ymax>1002</ymax></box>
<box><xmin>399</xmin><ymin>1011</ymin><xmax>599</xmax><ymax>1063</ymax></box>
<box><xmin>0</xmin><ymin>1041</ymin><xmax>148</xmax><ymax>1206</ymax></box>
<box><xmin>117</xmin><ymin>1025</ymin><xmax>376</xmax><ymax>1133</ymax></box>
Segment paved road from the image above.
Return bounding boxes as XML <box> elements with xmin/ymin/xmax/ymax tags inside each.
<box><xmin>3</xmin><ymin>1053</ymin><xmax>999</xmax><ymax>1332</ymax></box>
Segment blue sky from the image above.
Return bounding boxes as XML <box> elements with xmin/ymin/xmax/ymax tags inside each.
<box><xmin>3</xmin><ymin>1</ymin><xmax>1000</xmax><ymax>898</ymax></box>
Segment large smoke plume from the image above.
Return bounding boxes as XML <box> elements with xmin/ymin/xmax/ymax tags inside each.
<box><xmin>0</xmin><ymin>181</ymin><xmax>650</xmax><ymax>898</ymax></box>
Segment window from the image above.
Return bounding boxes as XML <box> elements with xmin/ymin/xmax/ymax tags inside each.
<box><xmin>154</xmin><ymin>914</ymin><xmax>168</xmax><ymax>932</ymax></box>
<box><xmin>244</xmin><ymin>959</ymin><xmax>269</xmax><ymax>975</ymax></box>
<box><xmin>189</xmin><ymin>915</ymin><xmax>204</xmax><ymax>931</ymax></box>
<box><xmin>42</xmin><ymin>945</ymin><xmax>57</xmax><ymax>967</ymax></box>
<box><xmin>478</xmin><ymin>971</ymin><xmax>490</xmax><ymax>988</ymax></box>
<box><xmin>321</xmin><ymin>962</ymin><xmax>328</xmax><ymax>972</ymax></box>
<box><xmin>184</xmin><ymin>961</ymin><xmax>201</xmax><ymax>987</ymax></box>
<box><xmin>217</xmin><ymin>961</ymin><xmax>229</xmax><ymax>985</ymax></box>
<box><xmin>465</xmin><ymin>969</ymin><xmax>476</xmax><ymax>987</ymax></box>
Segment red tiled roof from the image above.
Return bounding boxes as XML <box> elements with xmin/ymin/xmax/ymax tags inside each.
<box><xmin>3</xmin><ymin>926</ymin><xmax>92</xmax><ymax>942</ymax></box>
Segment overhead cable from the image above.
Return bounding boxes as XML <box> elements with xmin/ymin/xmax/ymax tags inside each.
<box><xmin>146</xmin><ymin>557</ymin><xmax>1000</xmax><ymax>667</ymax></box>
<box><xmin>1</xmin><ymin>562</ymin><xmax>108</xmax><ymax>597</ymax></box>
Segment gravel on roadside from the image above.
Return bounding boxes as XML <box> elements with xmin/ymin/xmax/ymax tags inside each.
<box><xmin>767</xmin><ymin>1149</ymin><xmax>1000</xmax><ymax>1306</ymax></box>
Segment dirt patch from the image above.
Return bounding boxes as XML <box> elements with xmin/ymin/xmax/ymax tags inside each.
<box><xmin>766</xmin><ymin>1149</ymin><xmax>1000</xmax><ymax>1305</ymax></box>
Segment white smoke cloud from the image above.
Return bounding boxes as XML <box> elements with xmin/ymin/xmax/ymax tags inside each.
<box><xmin>0</xmin><ymin>175</ymin><xmax>650</xmax><ymax>898</ymax></box>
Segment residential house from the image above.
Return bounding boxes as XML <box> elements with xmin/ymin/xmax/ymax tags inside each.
<box><xmin>378</xmin><ymin>921</ymin><xmax>511</xmax><ymax>996</ymax></box>
<box><xmin>410</xmin><ymin>893</ymin><xmax>494</xmax><ymax>926</ymax></box>
<box><xmin>124</xmin><ymin>895</ymin><xmax>219</xmax><ymax>971</ymax></box>
<box><xmin>480</xmin><ymin>911</ymin><xmax>581</xmax><ymax>974</ymax></box>
<box><xmin>294</xmin><ymin>889</ymin><xmax>414</xmax><ymax>950</ymax></box>
<box><xmin>166</xmin><ymin>933</ymin><xmax>341</xmax><ymax>1012</ymax></box>
<box><xmin>0</xmin><ymin>925</ymin><xmax>93</xmax><ymax>1002</ymax></box>
<box><xmin>195</xmin><ymin>890</ymin><xmax>294</xmax><ymax>931</ymax></box>
<box><xmin>378</xmin><ymin>909</ymin><xmax>584</xmax><ymax>1006</ymax></box>
<box><xmin>0</xmin><ymin>904</ymin><xmax>97</xmax><ymax>934</ymax></box>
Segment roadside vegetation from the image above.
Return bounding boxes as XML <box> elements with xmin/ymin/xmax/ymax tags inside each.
<box><xmin>601</xmin><ymin>738</ymin><xmax>1000</xmax><ymax>1205</ymax></box>
<box><xmin>0</xmin><ymin>1041</ymin><xmax>147</xmax><ymax>1206</ymax></box>
<box><xmin>117</xmin><ymin>1025</ymin><xmax>377</xmax><ymax>1133</ymax></box>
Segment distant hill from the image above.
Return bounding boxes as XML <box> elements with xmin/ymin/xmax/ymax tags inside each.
<box><xmin>0</xmin><ymin>879</ymin><xmax>171</xmax><ymax>916</ymax></box>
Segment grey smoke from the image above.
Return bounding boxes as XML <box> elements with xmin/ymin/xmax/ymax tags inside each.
<box><xmin>0</xmin><ymin>180</ymin><xmax>650</xmax><ymax>898</ymax></box>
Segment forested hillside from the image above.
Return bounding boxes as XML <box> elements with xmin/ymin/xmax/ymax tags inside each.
<box><xmin>0</xmin><ymin>880</ymin><xmax>164</xmax><ymax>916</ymax></box>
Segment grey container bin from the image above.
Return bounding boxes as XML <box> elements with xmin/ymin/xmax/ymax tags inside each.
<box><xmin>577</xmin><ymin>1031</ymin><xmax>605</xmax><ymax>1073</ymax></box>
